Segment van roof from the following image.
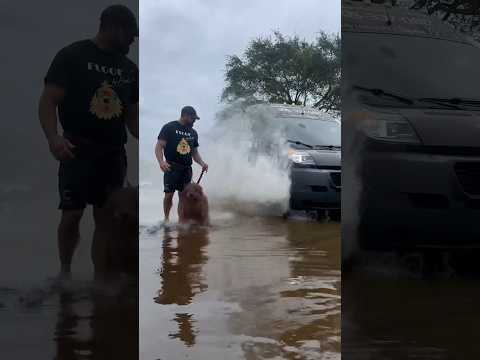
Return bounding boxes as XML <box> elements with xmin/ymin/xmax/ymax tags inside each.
<box><xmin>343</xmin><ymin>0</ymin><xmax>476</xmax><ymax>46</ymax></box>
<box><xmin>247</xmin><ymin>103</ymin><xmax>337</xmax><ymax>121</ymax></box>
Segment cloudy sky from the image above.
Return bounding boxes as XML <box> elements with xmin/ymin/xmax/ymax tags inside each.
<box><xmin>139</xmin><ymin>0</ymin><xmax>340</xmax><ymax>161</ymax></box>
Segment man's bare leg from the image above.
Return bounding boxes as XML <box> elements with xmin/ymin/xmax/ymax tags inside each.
<box><xmin>92</xmin><ymin>205</ymin><xmax>114</xmax><ymax>280</ymax></box>
<box><xmin>164</xmin><ymin>192</ymin><xmax>174</xmax><ymax>222</ymax></box>
<box><xmin>58</xmin><ymin>210</ymin><xmax>84</xmax><ymax>276</ymax></box>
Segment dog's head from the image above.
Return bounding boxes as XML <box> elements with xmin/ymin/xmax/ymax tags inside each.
<box><xmin>183</xmin><ymin>183</ymin><xmax>204</xmax><ymax>202</ymax></box>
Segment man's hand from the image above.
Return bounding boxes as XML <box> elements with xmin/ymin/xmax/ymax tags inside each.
<box><xmin>160</xmin><ymin>160</ymin><xmax>171</xmax><ymax>172</ymax></box>
<box><xmin>155</xmin><ymin>140</ymin><xmax>169</xmax><ymax>172</ymax></box>
<box><xmin>201</xmin><ymin>162</ymin><xmax>209</xmax><ymax>172</ymax></box>
<box><xmin>48</xmin><ymin>135</ymin><xmax>75</xmax><ymax>161</ymax></box>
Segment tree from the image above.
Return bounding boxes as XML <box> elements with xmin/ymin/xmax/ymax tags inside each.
<box><xmin>221</xmin><ymin>32</ymin><xmax>341</xmax><ymax>113</ymax></box>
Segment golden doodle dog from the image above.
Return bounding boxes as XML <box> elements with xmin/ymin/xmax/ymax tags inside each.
<box><xmin>178</xmin><ymin>182</ymin><xmax>209</xmax><ymax>226</ymax></box>
<box><xmin>102</xmin><ymin>185</ymin><xmax>139</xmax><ymax>276</ymax></box>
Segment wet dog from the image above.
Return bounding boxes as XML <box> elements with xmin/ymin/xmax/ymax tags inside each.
<box><xmin>103</xmin><ymin>185</ymin><xmax>139</xmax><ymax>276</ymax></box>
<box><xmin>178</xmin><ymin>183</ymin><xmax>209</xmax><ymax>226</ymax></box>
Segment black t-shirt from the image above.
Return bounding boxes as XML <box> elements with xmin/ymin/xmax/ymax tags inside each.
<box><xmin>158</xmin><ymin>121</ymin><xmax>199</xmax><ymax>166</ymax></box>
<box><xmin>44</xmin><ymin>39</ymin><xmax>139</xmax><ymax>147</ymax></box>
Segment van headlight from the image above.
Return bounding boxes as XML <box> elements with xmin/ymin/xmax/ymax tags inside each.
<box><xmin>361</xmin><ymin>114</ymin><xmax>421</xmax><ymax>144</ymax></box>
<box><xmin>287</xmin><ymin>149</ymin><xmax>315</xmax><ymax>165</ymax></box>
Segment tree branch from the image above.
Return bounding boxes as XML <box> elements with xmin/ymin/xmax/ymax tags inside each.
<box><xmin>313</xmin><ymin>85</ymin><xmax>332</xmax><ymax>108</ymax></box>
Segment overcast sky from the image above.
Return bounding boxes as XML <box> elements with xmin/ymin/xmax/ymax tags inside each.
<box><xmin>139</xmin><ymin>0</ymin><xmax>340</xmax><ymax>160</ymax></box>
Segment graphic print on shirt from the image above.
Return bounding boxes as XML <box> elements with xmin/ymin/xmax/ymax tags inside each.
<box><xmin>89</xmin><ymin>80</ymin><xmax>123</xmax><ymax>120</ymax></box>
<box><xmin>177</xmin><ymin>138</ymin><xmax>191</xmax><ymax>155</ymax></box>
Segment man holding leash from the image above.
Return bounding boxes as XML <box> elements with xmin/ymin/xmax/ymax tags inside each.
<box><xmin>39</xmin><ymin>5</ymin><xmax>139</xmax><ymax>279</ymax></box>
<box><xmin>155</xmin><ymin>106</ymin><xmax>208</xmax><ymax>222</ymax></box>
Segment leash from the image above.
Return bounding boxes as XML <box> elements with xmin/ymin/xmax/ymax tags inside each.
<box><xmin>196</xmin><ymin>169</ymin><xmax>206</xmax><ymax>184</ymax></box>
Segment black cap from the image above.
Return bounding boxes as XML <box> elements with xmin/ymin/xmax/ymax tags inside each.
<box><xmin>100</xmin><ymin>5</ymin><xmax>138</xmax><ymax>36</ymax></box>
<box><xmin>181</xmin><ymin>106</ymin><xmax>200</xmax><ymax>120</ymax></box>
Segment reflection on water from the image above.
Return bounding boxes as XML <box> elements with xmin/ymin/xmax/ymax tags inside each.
<box><xmin>55</xmin><ymin>281</ymin><xmax>138</xmax><ymax>360</ymax></box>
<box><xmin>169</xmin><ymin>312</ymin><xmax>197</xmax><ymax>347</ymax></box>
<box><xmin>0</xmin><ymin>191</ymin><xmax>139</xmax><ymax>360</ymax></box>
<box><xmin>54</xmin><ymin>290</ymin><xmax>81</xmax><ymax>359</ymax></box>
<box><xmin>155</xmin><ymin>227</ymin><xmax>210</xmax><ymax>347</ymax></box>
<box><xmin>1</xmin><ymin>279</ymin><xmax>138</xmax><ymax>360</ymax></box>
<box><xmin>155</xmin><ymin>227</ymin><xmax>210</xmax><ymax>306</ymax></box>
<box><xmin>342</xmin><ymin>253</ymin><xmax>480</xmax><ymax>360</ymax></box>
<box><xmin>140</xmin><ymin>215</ymin><xmax>340</xmax><ymax>360</ymax></box>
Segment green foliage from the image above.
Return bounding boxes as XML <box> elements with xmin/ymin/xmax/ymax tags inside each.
<box><xmin>222</xmin><ymin>31</ymin><xmax>341</xmax><ymax>113</ymax></box>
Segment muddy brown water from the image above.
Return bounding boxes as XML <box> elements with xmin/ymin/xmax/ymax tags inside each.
<box><xmin>140</xmin><ymin>213</ymin><xmax>341</xmax><ymax>360</ymax></box>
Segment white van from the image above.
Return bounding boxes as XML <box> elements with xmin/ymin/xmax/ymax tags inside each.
<box><xmin>342</xmin><ymin>1</ymin><xmax>480</xmax><ymax>250</ymax></box>
<box><xmin>246</xmin><ymin>104</ymin><xmax>341</xmax><ymax>218</ymax></box>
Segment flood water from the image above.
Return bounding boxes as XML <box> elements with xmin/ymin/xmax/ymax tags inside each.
<box><xmin>140</xmin><ymin>212</ymin><xmax>340</xmax><ymax>360</ymax></box>
<box><xmin>0</xmin><ymin>193</ymin><xmax>138</xmax><ymax>360</ymax></box>
<box><xmin>342</xmin><ymin>252</ymin><xmax>480</xmax><ymax>360</ymax></box>
<box><xmin>1</xmin><ymin>280</ymin><xmax>138</xmax><ymax>360</ymax></box>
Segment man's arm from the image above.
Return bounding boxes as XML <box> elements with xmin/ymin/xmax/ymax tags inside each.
<box><xmin>192</xmin><ymin>147</ymin><xmax>208</xmax><ymax>172</ymax></box>
<box><xmin>125</xmin><ymin>103</ymin><xmax>139</xmax><ymax>139</ymax></box>
<box><xmin>155</xmin><ymin>139</ymin><xmax>171</xmax><ymax>172</ymax></box>
<box><xmin>38</xmin><ymin>84</ymin><xmax>75</xmax><ymax>160</ymax></box>
<box><xmin>39</xmin><ymin>84</ymin><xmax>64</xmax><ymax>140</ymax></box>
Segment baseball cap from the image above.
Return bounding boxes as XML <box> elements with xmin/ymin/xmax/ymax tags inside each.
<box><xmin>100</xmin><ymin>5</ymin><xmax>139</xmax><ymax>36</ymax></box>
<box><xmin>181</xmin><ymin>106</ymin><xmax>200</xmax><ymax>120</ymax></box>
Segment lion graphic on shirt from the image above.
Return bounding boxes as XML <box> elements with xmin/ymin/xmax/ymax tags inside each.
<box><xmin>90</xmin><ymin>81</ymin><xmax>123</xmax><ymax>120</ymax></box>
<box><xmin>177</xmin><ymin>138</ymin><xmax>191</xmax><ymax>155</ymax></box>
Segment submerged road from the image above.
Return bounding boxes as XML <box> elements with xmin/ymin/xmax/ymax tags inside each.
<box><xmin>140</xmin><ymin>213</ymin><xmax>341</xmax><ymax>360</ymax></box>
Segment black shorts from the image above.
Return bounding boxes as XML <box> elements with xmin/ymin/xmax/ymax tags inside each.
<box><xmin>58</xmin><ymin>148</ymin><xmax>127</xmax><ymax>210</ymax></box>
<box><xmin>164</xmin><ymin>163</ymin><xmax>192</xmax><ymax>193</ymax></box>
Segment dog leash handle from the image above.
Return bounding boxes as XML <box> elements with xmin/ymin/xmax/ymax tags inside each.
<box><xmin>196</xmin><ymin>169</ymin><xmax>206</xmax><ymax>184</ymax></box>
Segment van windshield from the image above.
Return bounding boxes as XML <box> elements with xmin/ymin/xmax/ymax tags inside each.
<box><xmin>282</xmin><ymin>117</ymin><xmax>341</xmax><ymax>147</ymax></box>
<box><xmin>343</xmin><ymin>33</ymin><xmax>480</xmax><ymax>101</ymax></box>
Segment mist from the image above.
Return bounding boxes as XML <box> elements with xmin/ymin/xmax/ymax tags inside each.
<box><xmin>140</xmin><ymin>103</ymin><xmax>292</xmax><ymax>225</ymax></box>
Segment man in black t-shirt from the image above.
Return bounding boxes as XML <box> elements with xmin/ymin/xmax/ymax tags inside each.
<box><xmin>38</xmin><ymin>5</ymin><xmax>139</xmax><ymax>278</ymax></box>
<box><xmin>155</xmin><ymin>106</ymin><xmax>209</xmax><ymax>222</ymax></box>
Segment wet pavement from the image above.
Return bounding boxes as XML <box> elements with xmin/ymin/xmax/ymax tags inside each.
<box><xmin>140</xmin><ymin>213</ymin><xmax>340</xmax><ymax>360</ymax></box>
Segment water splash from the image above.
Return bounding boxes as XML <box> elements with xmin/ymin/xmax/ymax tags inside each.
<box><xmin>140</xmin><ymin>102</ymin><xmax>292</xmax><ymax>222</ymax></box>
<box><xmin>196</xmin><ymin>103</ymin><xmax>292</xmax><ymax>216</ymax></box>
